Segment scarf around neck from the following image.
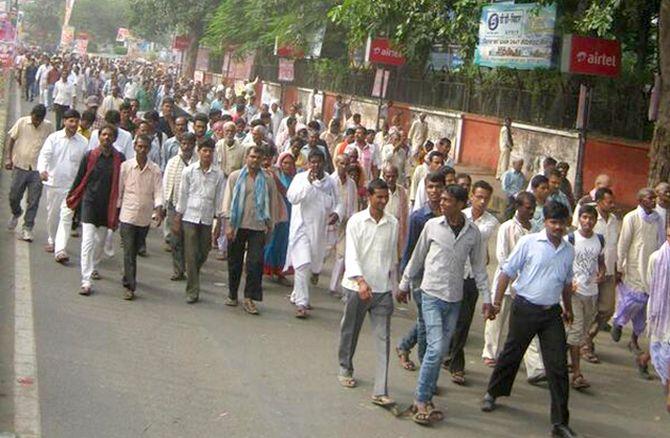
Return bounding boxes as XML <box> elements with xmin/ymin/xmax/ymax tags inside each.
<box><xmin>229</xmin><ymin>166</ymin><xmax>270</xmax><ymax>230</ymax></box>
<box><xmin>637</xmin><ymin>205</ymin><xmax>665</xmax><ymax>246</ymax></box>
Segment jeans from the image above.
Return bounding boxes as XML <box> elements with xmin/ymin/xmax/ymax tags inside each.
<box><xmin>416</xmin><ymin>293</ymin><xmax>461</xmax><ymax>403</ymax></box>
<box><xmin>9</xmin><ymin>168</ymin><xmax>43</xmax><ymax>230</ymax></box>
<box><xmin>448</xmin><ymin>278</ymin><xmax>479</xmax><ymax>373</ymax></box>
<box><xmin>397</xmin><ymin>287</ymin><xmax>427</xmax><ymax>362</ymax></box>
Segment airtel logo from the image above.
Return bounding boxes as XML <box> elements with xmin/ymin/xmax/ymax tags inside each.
<box><xmin>575</xmin><ymin>51</ymin><xmax>617</xmax><ymax>67</ymax></box>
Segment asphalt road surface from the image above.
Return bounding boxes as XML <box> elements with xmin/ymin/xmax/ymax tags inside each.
<box><xmin>0</xmin><ymin>84</ymin><xmax>668</xmax><ymax>437</ymax></box>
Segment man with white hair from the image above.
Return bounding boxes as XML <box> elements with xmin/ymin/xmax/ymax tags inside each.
<box><xmin>572</xmin><ymin>174</ymin><xmax>612</xmax><ymax>227</ymax></box>
<box><xmin>655</xmin><ymin>182</ymin><xmax>670</xmax><ymax>228</ymax></box>
<box><xmin>612</xmin><ymin>187</ymin><xmax>665</xmax><ymax>358</ymax></box>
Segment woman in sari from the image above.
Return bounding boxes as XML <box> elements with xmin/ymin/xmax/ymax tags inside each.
<box><xmin>263</xmin><ymin>152</ymin><xmax>296</xmax><ymax>285</ymax></box>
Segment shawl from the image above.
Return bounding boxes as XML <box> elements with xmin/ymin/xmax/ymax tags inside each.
<box><xmin>229</xmin><ymin>166</ymin><xmax>270</xmax><ymax>230</ymax></box>
<box><xmin>648</xmin><ymin>242</ymin><xmax>670</xmax><ymax>341</ymax></box>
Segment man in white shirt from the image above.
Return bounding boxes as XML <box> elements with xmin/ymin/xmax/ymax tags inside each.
<box><xmin>98</xmin><ymin>86</ymin><xmax>124</xmax><ymax>118</ymax></box>
<box><xmin>270</xmin><ymin>101</ymin><xmax>283</xmax><ymax>138</ymax></box>
<box><xmin>36</xmin><ymin>109</ymin><xmax>88</xmax><ymax>257</ymax></box>
<box><xmin>285</xmin><ymin>150</ymin><xmax>340</xmax><ymax>318</ymax></box>
<box><xmin>407</xmin><ymin>113</ymin><xmax>428</xmax><ymax>157</ymax></box>
<box><xmin>52</xmin><ymin>70</ymin><xmax>76</xmax><ymax>130</ymax></box>
<box><xmin>655</xmin><ymin>182</ymin><xmax>670</xmax><ymax>228</ymax></box>
<box><xmin>445</xmin><ymin>181</ymin><xmax>499</xmax><ymax>385</ymax></box>
<box><xmin>565</xmin><ymin>205</ymin><xmax>605</xmax><ymax>390</ymax></box>
<box><xmin>583</xmin><ymin>187</ymin><xmax>620</xmax><ymax>363</ymax></box>
<box><xmin>173</xmin><ymin>138</ymin><xmax>225</xmax><ymax>304</ymax></box>
<box><xmin>337</xmin><ymin>178</ymin><xmax>398</xmax><ymax>408</ymax></box>
<box><xmin>345</xmin><ymin>126</ymin><xmax>381</xmax><ymax>181</ymax></box>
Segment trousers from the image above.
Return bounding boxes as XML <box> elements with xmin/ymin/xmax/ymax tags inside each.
<box><xmin>44</xmin><ymin>186</ymin><xmax>67</xmax><ymax>245</ymax></box>
<box><xmin>482</xmin><ymin>294</ymin><xmax>545</xmax><ymax>378</ymax></box>
<box><xmin>81</xmin><ymin>223</ymin><xmax>106</xmax><ymax>288</ymax></box>
<box><xmin>486</xmin><ymin>298</ymin><xmax>570</xmax><ymax>427</ymax></box>
<box><xmin>183</xmin><ymin>222</ymin><xmax>212</xmax><ymax>300</ymax></box>
<box><xmin>166</xmin><ymin>205</ymin><xmax>185</xmax><ymax>276</ymax></box>
<box><xmin>120</xmin><ymin>222</ymin><xmax>149</xmax><ymax>292</ymax></box>
<box><xmin>54</xmin><ymin>201</ymin><xmax>75</xmax><ymax>256</ymax></box>
<box><xmin>338</xmin><ymin>289</ymin><xmax>393</xmax><ymax>397</ymax></box>
<box><xmin>227</xmin><ymin>228</ymin><xmax>264</xmax><ymax>301</ymax></box>
<box><xmin>9</xmin><ymin>168</ymin><xmax>43</xmax><ymax>230</ymax></box>
<box><xmin>447</xmin><ymin>278</ymin><xmax>479</xmax><ymax>373</ymax></box>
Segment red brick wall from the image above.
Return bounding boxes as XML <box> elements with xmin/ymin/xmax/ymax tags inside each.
<box><xmin>583</xmin><ymin>138</ymin><xmax>649</xmax><ymax>207</ymax></box>
<box><xmin>459</xmin><ymin>114</ymin><xmax>500</xmax><ymax>169</ymax></box>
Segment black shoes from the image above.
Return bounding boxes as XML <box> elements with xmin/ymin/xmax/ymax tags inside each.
<box><xmin>480</xmin><ymin>393</ymin><xmax>496</xmax><ymax>412</ymax></box>
<box><xmin>551</xmin><ymin>424</ymin><xmax>578</xmax><ymax>438</ymax></box>
<box><xmin>610</xmin><ymin>324</ymin><xmax>622</xmax><ymax>342</ymax></box>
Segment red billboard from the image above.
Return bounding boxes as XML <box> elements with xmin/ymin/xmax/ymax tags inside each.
<box><xmin>172</xmin><ymin>35</ymin><xmax>190</xmax><ymax>51</ymax></box>
<box><xmin>561</xmin><ymin>34</ymin><xmax>621</xmax><ymax>78</ymax></box>
<box><xmin>365</xmin><ymin>37</ymin><xmax>405</xmax><ymax>66</ymax></box>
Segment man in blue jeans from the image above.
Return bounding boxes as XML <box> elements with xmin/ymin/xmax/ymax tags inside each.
<box><xmin>395</xmin><ymin>170</ymin><xmax>444</xmax><ymax>371</ymax></box>
<box><xmin>399</xmin><ymin>184</ymin><xmax>492</xmax><ymax>425</ymax></box>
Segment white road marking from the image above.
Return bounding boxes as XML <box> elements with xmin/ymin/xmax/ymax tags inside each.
<box><xmin>12</xmin><ymin>85</ymin><xmax>41</xmax><ymax>437</ymax></box>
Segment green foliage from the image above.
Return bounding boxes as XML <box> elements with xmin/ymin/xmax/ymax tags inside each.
<box><xmin>113</xmin><ymin>45</ymin><xmax>129</xmax><ymax>55</ymax></box>
<box><xmin>21</xmin><ymin>0</ymin><xmax>63</xmax><ymax>43</ymax></box>
<box><xmin>128</xmin><ymin>0</ymin><xmax>220</xmax><ymax>41</ymax></box>
<box><xmin>70</xmin><ymin>0</ymin><xmax>131</xmax><ymax>44</ymax></box>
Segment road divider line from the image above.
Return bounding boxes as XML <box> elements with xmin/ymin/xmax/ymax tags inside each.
<box><xmin>12</xmin><ymin>84</ymin><xmax>42</xmax><ymax>437</ymax></box>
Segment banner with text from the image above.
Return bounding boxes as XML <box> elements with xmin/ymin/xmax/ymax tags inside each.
<box><xmin>475</xmin><ymin>2</ymin><xmax>556</xmax><ymax>70</ymax></box>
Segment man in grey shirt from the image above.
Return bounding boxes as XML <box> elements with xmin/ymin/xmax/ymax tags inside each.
<box><xmin>398</xmin><ymin>184</ymin><xmax>492</xmax><ymax>425</ymax></box>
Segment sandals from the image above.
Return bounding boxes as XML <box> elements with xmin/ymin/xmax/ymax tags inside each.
<box><xmin>337</xmin><ymin>375</ymin><xmax>356</xmax><ymax>388</ymax></box>
<box><xmin>396</xmin><ymin>347</ymin><xmax>417</xmax><ymax>371</ymax></box>
<box><xmin>451</xmin><ymin>371</ymin><xmax>465</xmax><ymax>385</ymax></box>
<box><xmin>571</xmin><ymin>373</ymin><xmax>591</xmax><ymax>390</ymax></box>
<box><xmin>55</xmin><ymin>252</ymin><xmax>69</xmax><ymax>264</ymax></box>
<box><xmin>371</xmin><ymin>395</ymin><xmax>396</xmax><ymax>407</ymax></box>
<box><xmin>91</xmin><ymin>270</ymin><xmax>102</xmax><ymax>280</ymax></box>
<box><xmin>581</xmin><ymin>350</ymin><xmax>600</xmax><ymax>364</ymax></box>
<box><xmin>243</xmin><ymin>299</ymin><xmax>259</xmax><ymax>315</ymax></box>
<box><xmin>409</xmin><ymin>402</ymin><xmax>445</xmax><ymax>426</ymax></box>
<box><xmin>295</xmin><ymin>306</ymin><xmax>308</xmax><ymax>319</ymax></box>
<box><xmin>79</xmin><ymin>286</ymin><xmax>91</xmax><ymax>296</ymax></box>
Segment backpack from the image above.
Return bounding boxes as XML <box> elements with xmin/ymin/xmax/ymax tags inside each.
<box><xmin>567</xmin><ymin>232</ymin><xmax>604</xmax><ymax>250</ymax></box>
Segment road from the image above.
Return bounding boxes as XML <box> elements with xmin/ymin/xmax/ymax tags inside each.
<box><xmin>0</xmin><ymin>82</ymin><xmax>669</xmax><ymax>437</ymax></box>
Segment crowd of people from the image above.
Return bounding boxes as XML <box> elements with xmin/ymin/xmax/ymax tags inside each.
<box><xmin>4</xmin><ymin>50</ymin><xmax>670</xmax><ymax>435</ymax></box>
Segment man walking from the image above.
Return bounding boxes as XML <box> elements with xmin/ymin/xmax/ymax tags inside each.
<box><xmin>163</xmin><ymin>133</ymin><xmax>198</xmax><ymax>281</ymax></box>
<box><xmin>612</xmin><ymin>188</ymin><xmax>664</xmax><ymax>355</ymax></box>
<box><xmin>66</xmin><ymin>125</ymin><xmax>125</xmax><ymax>296</ymax></box>
<box><xmin>399</xmin><ymin>184</ymin><xmax>491</xmax><ymax>425</ymax></box>
<box><xmin>173</xmin><ymin>138</ymin><xmax>225</xmax><ymax>304</ymax></box>
<box><xmin>496</xmin><ymin>117</ymin><xmax>513</xmax><ymax>179</ymax></box>
<box><xmin>447</xmin><ymin>180</ymin><xmax>499</xmax><ymax>385</ymax></box>
<box><xmin>501</xmin><ymin>158</ymin><xmax>526</xmax><ymax>219</ymax></box>
<box><xmin>36</xmin><ymin>109</ymin><xmax>88</xmax><ymax>256</ymax></box>
<box><xmin>52</xmin><ymin>69</ymin><xmax>76</xmax><ymax>130</ymax></box>
<box><xmin>118</xmin><ymin>135</ymin><xmax>164</xmax><ymax>300</ymax></box>
<box><xmin>285</xmin><ymin>150</ymin><xmax>340</xmax><ymax>318</ymax></box>
<box><xmin>5</xmin><ymin>104</ymin><xmax>54</xmax><ymax>242</ymax></box>
<box><xmin>481</xmin><ymin>191</ymin><xmax>546</xmax><ymax>382</ymax></box>
<box><xmin>481</xmin><ymin>201</ymin><xmax>576</xmax><ymax>438</ymax></box>
<box><xmin>337</xmin><ymin>179</ymin><xmax>398</xmax><ymax>408</ymax></box>
<box><xmin>222</xmin><ymin>146</ymin><xmax>279</xmax><ymax>314</ymax></box>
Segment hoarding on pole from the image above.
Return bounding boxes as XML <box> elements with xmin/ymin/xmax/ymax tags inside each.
<box><xmin>560</xmin><ymin>34</ymin><xmax>621</xmax><ymax>77</ymax></box>
<box><xmin>60</xmin><ymin>25</ymin><xmax>75</xmax><ymax>47</ymax></box>
<box><xmin>475</xmin><ymin>2</ymin><xmax>556</xmax><ymax>70</ymax></box>
<box><xmin>278</xmin><ymin>58</ymin><xmax>295</xmax><ymax>82</ymax></box>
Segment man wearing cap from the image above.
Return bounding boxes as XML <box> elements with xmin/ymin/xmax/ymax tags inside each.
<box><xmin>37</xmin><ymin>109</ymin><xmax>88</xmax><ymax>258</ymax></box>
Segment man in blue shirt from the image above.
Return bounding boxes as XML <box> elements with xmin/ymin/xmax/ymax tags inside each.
<box><xmin>481</xmin><ymin>201</ymin><xmax>576</xmax><ymax>438</ymax></box>
<box><xmin>501</xmin><ymin>158</ymin><xmax>526</xmax><ymax>219</ymax></box>
<box><xmin>395</xmin><ymin>171</ymin><xmax>444</xmax><ymax>371</ymax></box>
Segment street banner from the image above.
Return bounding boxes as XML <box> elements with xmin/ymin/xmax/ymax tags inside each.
<box><xmin>60</xmin><ymin>25</ymin><xmax>75</xmax><ymax>47</ymax></box>
<box><xmin>116</xmin><ymin>27</ymin><xmax>130</xmax><ymax>42</ymax></box>
<box><xmin>224</xmin><ymin>52</ymin><xmax>255</xmax><ymax>80</ymax></box>
<box><xmin>475</xmin><ymin>2</ymin><xmax>556</xmax><ymax>70</ymax></box>
<box><xmin>278</xmin><ymin>58</ymin><xmax>295</xmax><ymax>82</ymax></box>
<box><xmin>74</xmin><ymin>38</ymin><xmax>88</xmax><ymax>55</ymax></box>
<box><xmin>173</xmin><ymin>35</ymin><xmax>190</xmax><ymax>51</ymax></box>
<box><xmin>366</xmin><ymin>37</ymin><xmax>405</xmax><ymax>66</ymax></box>
<box><xmin>371</xmin><ymin>68</ymin><xmax>390</xmax><ymax>98</ymax></box>
<box><xmin>63</xmin><ymin>0</ymin><xmax>76</xmax><ymax>28</ymax></box>
<box><xmin>560</xmin><ymin>34</ymin><xmax>621</xmax><ymax>77</ymax></box>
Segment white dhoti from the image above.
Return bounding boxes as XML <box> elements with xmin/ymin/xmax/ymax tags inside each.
<box><xmin>54</xmin><ymin>202</ymin><xmax>75</xmax><ymax>256</ymax></box>
<box><xmin>81</xmin><ymin>223</ymin><xmax>106</xmax><ymax>287</ymax></box>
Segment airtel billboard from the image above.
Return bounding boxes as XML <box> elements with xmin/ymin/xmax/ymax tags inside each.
<box><xmin>365</xmin><ymin>37</ymin><xmax>406</xmax><ymax>66</ymax></box>
<box><xmin>561</xmin><ymin>34</ymin><xmax>621</xmax><ymax>77</ymax></box>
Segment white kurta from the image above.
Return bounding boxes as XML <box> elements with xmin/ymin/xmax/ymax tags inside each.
<box><xmin>284</xmin><ymin>171</ymin><xmax>341</xmax><ymax>273</ymax></box>
<box><xmin>617</xmin><ymin>207</ymin><xmax>664</xmax><ymax>293</ymax></box>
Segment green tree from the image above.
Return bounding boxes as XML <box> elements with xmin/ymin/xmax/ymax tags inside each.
<box><xmin>21</xmin><ymin>0</ymin><xmax>64</xmax><ymax>44</ymax></box>
<box><xmin>648</xmin><ymin>0</ymin><xmax>669</xmax><ymax>185</ymax></box>
<box><xmin>70</xmin><ymin>0</ymin><xmax>131</xmax><ymax>45</ymax></box>
<box><xmin>128</xmin><ymin>0</ymin><xmax>219</xmax><ymax>77</ymax></box>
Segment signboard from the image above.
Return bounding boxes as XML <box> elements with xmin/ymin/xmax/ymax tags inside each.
<box><xmin>475</xmin><ymin>3</ymin><xmax>557</xmax><ymax>70</ymax></box>
<box><xmin>60</xmin><ymin>25</ymin><xmax>75</xmax><ymax>47</ymax></box>
<box><xmin>195</xmin><ymin>48</ymin><xmax>209</xmax><ymax>72</ymax></box>
<box><xmin>0</xmin><ymin>42</ymin><xmax>14</xmax><ymax>68</ymax></box>
<box><xmin>560</xmin><ymin>34</ymin><xmax>621</xmax><ymax>77</ymax></box>
<box><xmin>223</xmin><ymin>52</ymin><xmax>255</xmax><ymax>80</ymax></box>
<box><xmin>371</xmin><ymin>68</ymin><xmax>390</xmax><ymax>98</ymax></box>
<box><xmin>194</xmin><ymin>70</ymin><xmax>204</xmax><ymax>83</ymax></box>
<box><xmin>278</xmin><ymin>58</ymin><xmax>295</xmax><ymax>82</ymax></box>
<box><xmin>426</xmin><ymin>45</ymin><xmax>463</xmax><ymax>72</ymax></box>
<box><xmin>74</xmin><ymin>38</ymin><xmax>88</xmax><ymax>55</ymax></box>
<box><xmin>116</xmin><ymin>27</ymin><xmax>130</xmax><ymax>42</ymax></box>
<box><xmin>0</xmin><ymin>14</ymin><xmax>15</xmax><ymax>42</ymax></box>
<box><xmin>173</xmin><ymin>35</ymin><xmax>190</xmax><ymax>51</ymax></box>
<box><xmin>365</xmin><ymin>37</ymin><xmax>406</xmax><ymax>66</ymax></box>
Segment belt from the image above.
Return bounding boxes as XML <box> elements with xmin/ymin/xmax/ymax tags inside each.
<box><xmin>514</xmin><ymin>295</ymin><xmax>558</xmax><ymax>311</ymax></box>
